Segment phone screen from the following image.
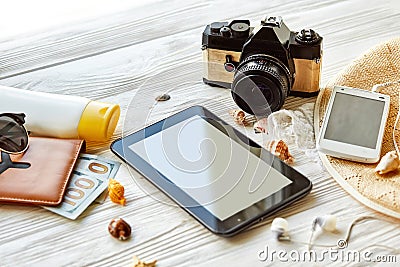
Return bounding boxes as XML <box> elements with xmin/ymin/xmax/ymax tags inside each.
<box><xmin>324</xmin><ymin>92</ymin><xmax>386</xmax><ymax>149</ymax></box>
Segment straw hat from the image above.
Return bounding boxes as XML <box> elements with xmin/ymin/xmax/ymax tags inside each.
<box><xmin>315</xmin><ymin>37</ymin><xmax>400</xmax><ymax>218</ymax></box>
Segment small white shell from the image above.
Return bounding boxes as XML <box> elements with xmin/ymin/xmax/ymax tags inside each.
<box><xmin>265</xmin><ymin>139</ymin><xmax>294</xmax><ymax>164</ymax></box>
<box><xmin>253</xmin><ymin>118</ymin><xmax>268</xmax><ymax>133</ymax></box>
<box><xmin>375</xmin><ymin>151</ymin><xmax>400</xmax><ymax>175</ymax></box>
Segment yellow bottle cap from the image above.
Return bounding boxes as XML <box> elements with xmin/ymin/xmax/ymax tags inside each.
<box><xmin>78</xmin><ymin>101</ymin><xmax>120</xmax><ymax>141</ymax></box>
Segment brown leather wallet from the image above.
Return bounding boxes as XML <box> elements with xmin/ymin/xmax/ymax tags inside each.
<box><xmin>0</xmin><ymin>137</ymin><xmax>85</xmax><ymax>206</ymax></box>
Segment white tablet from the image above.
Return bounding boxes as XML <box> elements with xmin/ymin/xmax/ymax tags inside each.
<box><xmin>317</xmin><ymin>86</ymin><xmax>390</xmax><ymax>163</ymax></box>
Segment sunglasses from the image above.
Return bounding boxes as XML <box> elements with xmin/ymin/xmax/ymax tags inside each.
<box><xmin>0</xmin><ymin>113</ymin><xmax>30</xmax><ymax>175</ymax></box>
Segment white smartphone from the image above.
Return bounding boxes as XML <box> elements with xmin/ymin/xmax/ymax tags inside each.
<box><xmin>317</xmin><ymin>86</ymin><xmax>390</xmax><ymax>163</ymax></box>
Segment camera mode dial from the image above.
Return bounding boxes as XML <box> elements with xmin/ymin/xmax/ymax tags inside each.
<box><xmin>210</xmin><ymin>22</ymin><xmax>227</xmax><ymax>34</ymax></box>
<box><xmin>295</xmin><ymin>29</ymin><xmax>321</xmax><ymax>44</ymax></box>
<box><xmin>230</xmin><ymin>22</ymin><xmax>250</xmax><ymax>38</ymax></box>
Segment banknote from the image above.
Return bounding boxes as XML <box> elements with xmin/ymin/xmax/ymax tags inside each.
<box><xmin>75</xmin><ymin>154</ymin><xmax>120</xmax><ymax>181</ymax></box>
<box><xmin>75</xmin><ymin>154</ymin><xmax>121</xmax><ymax>203</ymax></box>
<box><xmin>43</xmin><ymin>154</ymin><xmax>121</xmax><ymax>220</ymax></box>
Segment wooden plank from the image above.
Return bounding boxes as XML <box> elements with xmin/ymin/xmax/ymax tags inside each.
<box><xmin>0</xmin><ymin>0</ymin><xmax>302</xmax><ymax>79</ymax></box>
<box><xmin>1</xmin><ymin>0</ymin><xmax>399</xmax><ymax>81</ymax></box>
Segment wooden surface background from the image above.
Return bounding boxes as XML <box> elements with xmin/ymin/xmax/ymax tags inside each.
<box><xmin>1</xmin><ymin>0</ymin><xmax>400</xmax><ymax>266</ymax></box>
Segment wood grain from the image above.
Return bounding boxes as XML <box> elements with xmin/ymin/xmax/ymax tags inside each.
<box><xmin>1</xmin><ymin>0</ymin><xmax>400</xmax><ymax>266</ymax></box>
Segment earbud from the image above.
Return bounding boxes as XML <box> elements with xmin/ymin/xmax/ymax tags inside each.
<box><xmin>312</xmin><ymin>214</ymin><xmax>337</xmax><ymax>232</ymax></box>
<box><xmin>271</xmin><ymin>217</ymin><xmax>290</xmax><ymax>241</ymax></box>
<box><xmin>270</xmin><ymin>214</ymin><xmax>395</xmax><ymax>253</ymax></box>
<box><xmin>308</xmin><ymin>214</ymin><xmax>337</xmax><ymax>250</ymax></box>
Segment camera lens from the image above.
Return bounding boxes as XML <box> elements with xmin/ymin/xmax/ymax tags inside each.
<box><xmin>231</xmin><ymin>55</ymin><xmax>291</xmax><ymax>116</ymax></box>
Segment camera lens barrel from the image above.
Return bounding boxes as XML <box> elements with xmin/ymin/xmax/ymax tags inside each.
<box><xmin>231</xmin><ymin>55</ymin><xmax>291</xmax><ymax>116</ymax></box>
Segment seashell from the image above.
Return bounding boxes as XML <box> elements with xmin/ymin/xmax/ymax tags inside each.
<box><xmin>229</xmin><ymin>109</ymin><xmax>255</xmax><ymax>126</ymax></box>
<box><xmin>253</xmin><ymin>118</ymin><xmax>268</xmax><ymax>133</ymax></box>
<box><xmin>155</xmin><ymin>93</ymin><xmax>170</xmax><ymax>102</ymax></box>
<box><xmin>265</xmin><ymin>139</ymin><xmax>294</xmax><ymax>164</ymax></box>
<box><xmin>108</xmin><ymin>179</ymin><xmax>126</xmax><ymax>205</ymax></box>
<box><xmin>132</xmin><ymin>256</ymin><xmax>157</xmax><ymax>267</ymax></box>
<box><xmin>229</xmin><ymin>109</ymin><xmax>246</xmax><ymax>125</ymax></box>
<box><xmin>108</xmin><ymin>218</ymin><xmax>131</xmax><ymax>241</ymax></box>
<box><xmin>375</xmin><ymin>151</ymin><xmax>400</xmax><ymax>175</ymax></box>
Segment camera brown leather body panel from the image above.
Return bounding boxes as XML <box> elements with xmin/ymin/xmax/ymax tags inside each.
<box><xmin>291</xmin><ymin>58</ymin><xmax>322</xmax><ymax>94</ymax></box>
<box><xmin>203</xmin><ymin>48</ymin><xmax>241</xmax><ymax>84</ymax></box>
<box><xmin>0</xmin><ymin>137</ymin><xmax>85</xmax><ymax>206</ymax></box>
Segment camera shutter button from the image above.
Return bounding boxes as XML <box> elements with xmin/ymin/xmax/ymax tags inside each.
<box><xmin>220</xmin><ymin>26</ymin><xmax>231</xmax><ymax>37</ymax></box>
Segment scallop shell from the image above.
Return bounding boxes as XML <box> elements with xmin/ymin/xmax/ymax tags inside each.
<box><xmin>265</xmin><ymin>139</ymin><xmax>294</xmax><ymax>164</ymax></box>
<box><xmin>108</xmin><ymin>178</ymin><xmax>126</xmax><ymax>205</ymax></box>
<box><xmin>375</xmin><ymin>151</ymin><xmax>400</xmax><ymax>175</ymax></box>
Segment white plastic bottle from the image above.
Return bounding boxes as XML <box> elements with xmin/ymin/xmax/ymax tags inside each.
<box><xmin>0</xmin><ymin>85</ymin><xmax>120</xmax><ymax>141</ymax></box>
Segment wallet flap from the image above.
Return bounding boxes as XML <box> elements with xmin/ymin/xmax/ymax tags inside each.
<box><xmin>0</xmin><ymin>137</ymin><xmax>85</xmax><ymax>205</ymax></box>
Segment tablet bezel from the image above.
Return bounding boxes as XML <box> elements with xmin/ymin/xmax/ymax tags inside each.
<box><xmin>317</xmin><ymin>86</ymin><xmax>390</xmax><ymax>163</ymax></box>
<box><xmin>111</xmin><ymin>105</ymin><xmax>312</xmax><ymax>236</ymax></box>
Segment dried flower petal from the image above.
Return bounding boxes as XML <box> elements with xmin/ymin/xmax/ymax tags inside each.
<box><xmin>265</xmin><ymin>139</ymin><xmax>294</xmax><ymax>164</ymax></box>
<box><xmin>108</xmin><ymin>179</ymin><xmax>126</xmax><ymax>205</ymax></box>
<box><xmin>375</xmin><ymin>151</ymin><xmax>400</xmax><ymax>175</ymax></box>
<box><xmin>132</xmin><ymin>256</ymin><xmax>157</xmax><ymax>267</ymax></box>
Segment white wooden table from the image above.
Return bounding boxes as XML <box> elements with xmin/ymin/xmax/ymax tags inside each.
<box><xmin>1</xmin><ymin>1</ymin><xmax>400</xmax><ymax>266</ymax></box>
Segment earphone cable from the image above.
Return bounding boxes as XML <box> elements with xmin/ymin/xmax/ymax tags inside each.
<box><xmin>372</xmin><ymin>80</ymin><xmax>400</xmax><ymax>156</ymax></box>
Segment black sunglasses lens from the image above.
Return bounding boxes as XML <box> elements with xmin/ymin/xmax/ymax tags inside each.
<box><xmin>0</xmin><ymin>116</ymin><xmax>28</xmax><ymax>153</ymax></box>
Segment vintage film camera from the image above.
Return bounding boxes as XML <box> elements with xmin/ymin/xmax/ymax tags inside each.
<box><xmin>202</xmin><ymin>16</ymin><xmax>323</xmax><ymax>115</ymax></box>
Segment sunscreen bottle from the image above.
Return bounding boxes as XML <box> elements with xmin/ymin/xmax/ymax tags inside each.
<box><xmin>0</xmin><ymin>85</ymin><xmax>120</xmax><ymax>141</ymax></box>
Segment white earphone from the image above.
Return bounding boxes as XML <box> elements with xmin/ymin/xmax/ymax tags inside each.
<box><xmin>271</xmin><ymin>214</ymin><xmax>397</xmax><ymax>252</ymax></box>
<box><xmin>271</xmin><ymin>217</ymin><xmax>290</xmax><ymax>241</ymax></box>
<box><xmin>312</xmin><ymin>214</ymin><xmax>337</xmax><ymax>232</ymax></box>
<box><xmin>308</xmin><ymin>214</ymin><xmax>337</xmax><ymax>249</ymax></box>
<box><xmin>271</xmin><ymin>215</ymin><xmax>337</xmax><ymax>249</ymax></box>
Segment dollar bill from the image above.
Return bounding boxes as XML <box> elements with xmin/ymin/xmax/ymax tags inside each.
<box><xmin>43</xmin><ymin>154</ymin><xmax>121</xmax><ymax>220</ymax></box>
<box><xmin>75</xmin><ymin>154</ymin><xmax>120</xmax><ymax>181</ymax></box>
<box><xmin>75</xmin><ymin>153</ymin><xmax>121</xmax><ymax>203</ymax></box>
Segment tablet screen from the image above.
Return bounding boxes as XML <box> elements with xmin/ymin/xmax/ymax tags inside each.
<box><xmin>323</xmin><ymin>92</ymin><xmax>386</xmax><ymax>149</ymax></box>
<box><xmin>129</xmin><ymin>115</ymin><xmax>292</xmax><ymax>221</ymax></box>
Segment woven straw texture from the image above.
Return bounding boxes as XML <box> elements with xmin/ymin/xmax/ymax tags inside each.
<box><xmin>314</xmin><ymin>37</ymin><xmax>400</xmax><ymax>218</ymax></box>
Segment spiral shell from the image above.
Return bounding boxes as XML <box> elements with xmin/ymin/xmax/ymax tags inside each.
<box><xmin>229</xmin><ymin>109</ymin><xmax>246</xmax><ymax>125</ymax></box>
<box><xmin>108</xmin><ymin>218</ymin><xmax>131</xmax><ymax>241</ymax></box>
<box><xmin>375</xmin><ymin>151</ymin><xmax>400</xmax><ymax>175</ymax></box>
<box><xmin>265</xmin><ymin>139</ymin><xmax>294</xmax><ymax>164</ymax></box>
<box><xmin>108</xmin><ymin>178</ymin><xmax>126</xmax><ymax>205</ymax></box>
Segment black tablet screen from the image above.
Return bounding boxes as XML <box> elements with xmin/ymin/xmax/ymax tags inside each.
<box><xmin>129</xmin><ymin>115</ymin><xmax>292</xmax><ymax>221</ymax></box>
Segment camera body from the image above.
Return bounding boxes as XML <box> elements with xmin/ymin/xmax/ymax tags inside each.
<box><xmin>202</xmin><ymin>16</ymin><xmax>323</xmax><ymax>115</ymax></box>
